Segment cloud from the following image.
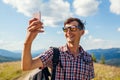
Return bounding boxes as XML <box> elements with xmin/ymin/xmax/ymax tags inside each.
<box><xmin>82</xmin><ymin>35</ymin><xmax>120</xmax><ymax>50</ymax></box>
<box><xmin>118</xmin><ymin>27</ymin><xmax>120</xmax><ymax>32</ymax></box>
<box><xmin>3</xmin><ymin>0</ymin><xmax>43</xmax><ymax>16</ymax></box>
<box><xmin>84</xmin><ymin>30</ymin><xmax>89</xmax><ymax>35</ymax></box>
<box><xmin>87</xmin><ymin>35</ymin><xmax>104</xmax><ymax>43</ymax></box>
<box><xmin>3</xmin><ymin>0</ymin><xmax>72</xmax><ymax>27</ymax></box>
<box><xmin>0</xmin><ymin>40</ymin><xmax>24</xmax><ymax>50</ymax></box>
<box><xmin>32</xmin><ymin>36</ymin><xmax>66</xmax><ymax>50</ymax></box>
<box><xmin>110</xmin><ymin>0</ymin><xmax>120</xmax><ymax>15</ymax></box>
<box><xmin>73</xmin><ymin>0</ymin><xmax>100</xmax><ymax>17</ymax></box>
<box><xmin>2</xmin><ymin>0</ymin><xmax>101</xmax><ymax>27</ymax></box>
<box><xmin>82</xmin><ymin>35</ymin><xmax>108</xmax><ymax>50</ymax></box>
<box><xmin>57</xmin><ymin>31</ymin><xmax>63</xmax><ymax>34</ymax></box>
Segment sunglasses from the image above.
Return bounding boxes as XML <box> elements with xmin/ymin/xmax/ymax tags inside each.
<box><xmin>62</xmin><ymin>26</ymin><xmax>82</xmax><ymax>32</ymax></box>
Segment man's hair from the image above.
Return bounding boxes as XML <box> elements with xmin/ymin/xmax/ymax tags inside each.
<box><xmin>64</xmin><ymin>17</ymin><xmax>85</xmax><ymax>30</ymax></box>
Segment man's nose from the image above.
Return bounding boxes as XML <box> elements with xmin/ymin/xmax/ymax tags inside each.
<box><xmin>66</xmin><ymin>28</ymin><xmax>72</xmax><ymax>33</ymax></box>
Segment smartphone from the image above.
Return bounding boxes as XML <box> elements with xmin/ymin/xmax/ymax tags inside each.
<box><xmin>33</xmin><ymin>11</ymin><xmax>41</xmax><ymax>21</ymax></box>
<box><xmin>32</xmin><ymin>11</ymin><xmax>44</xmax><ymax>31</ymax></box>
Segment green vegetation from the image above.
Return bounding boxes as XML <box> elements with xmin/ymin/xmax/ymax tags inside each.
<box><xmin>100</xmin><ymin>54</ymin><xmax>105</xmax><ymax>64</ymax></box>
<box><xmin>0</xmin><ymin>61</ymin><xmax>29</xmax><ymax>80</ymax></box>
<box><xmin>0</xmin><ymin>61</ymin><xmax>120</xmax><ymax>80</ymax></box>
<box><xmin>91</xmin><ymin>53</ymin><xmax>97</xmax><ymax>62</ymax></box>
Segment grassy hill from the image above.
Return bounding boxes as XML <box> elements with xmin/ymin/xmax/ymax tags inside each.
<box><xmin>94</xmin><ymin>63</ymin><xmax>120</xmax><ymax>80</ymax></box>
<box><xmin>0</xmin><ymin>61</ymin><xmax>30</xmax><ymax>80</ymax></box>
<box><xmin>0</xmin><ymin>61</ymin><xmax>120</xmax><ymax>80</ymax></box>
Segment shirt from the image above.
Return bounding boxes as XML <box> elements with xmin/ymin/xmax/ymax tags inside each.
<box><xmin>39</xmin><ymin>45</ymin><xmax>94</xmax><ymax>80</ymax></box>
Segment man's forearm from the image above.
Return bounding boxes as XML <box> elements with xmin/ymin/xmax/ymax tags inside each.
<box><xmin>21</xmin><ymin>43</ymin><xmax>33</xmax><ymax>71</ymax></box>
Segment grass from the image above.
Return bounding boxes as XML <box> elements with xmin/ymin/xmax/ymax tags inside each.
<box><xmin>0</xmin><ymin>61</ymin><xmax>120</xmax><ymax>80</ymax></box>
<box><xmin>0</xmin><ymin>61</ymin><xmax>29</xmax><ymax>80</ymax></box>
<box><xmin>94</xmin><ymin>63</ymin><xmax>120</xmax><ymax>80</ymax></box>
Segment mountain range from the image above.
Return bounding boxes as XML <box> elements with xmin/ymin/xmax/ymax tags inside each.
<box><xmin>87</xmin><ymin>48</ymin><xmax>120</xmax><ymax>66</ymax></box>
<box><xmin>0</xmin><ymin>49</ymin><xmax>45</xmax><ymax>62</ymax></box>
<box><xmin>0</xmin><ymin>48</ymin><xmax>120</xmax><ymax>66</ymax></box>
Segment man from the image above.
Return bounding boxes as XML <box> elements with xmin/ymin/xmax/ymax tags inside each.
<box><xmin>22</xmin><ymin>17</ymin><xmax>94</xmax><ymax>80</ymax></box>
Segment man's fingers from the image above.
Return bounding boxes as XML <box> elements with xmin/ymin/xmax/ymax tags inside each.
<box><xmin>28</xmin><ymin>20</ymin><xmax>42</xmax><ymax>28</ymax></box>
<box><xmin>29</xmin><ymin>18</ymin><xmax>43</xmax><ymax>25</ymax></box>
<box><xmin>37</xmin><ymin>29</ymin><xmax>44</xmax><ymax>33</ymax></box>
<box><xmin>28</xmin><ymin>25</ymin><xmax>44</xmax><ymax>32</ymax></box>
<box><xmin>28</xmin><ymin>20</ymin><xmax>43</xmax><ymax>31</ymax></box>
<box><xmin>29</xmin><ymin>18</ymin><xmax>37</xmax><ymax>25</ymax></box>
<box><xmin>28</xmin><ymin>26</ymin><xmax>44</xmax><ymax>32</ymax></box>
<box><xmin>28</xmin><ymin>18</ymin><xmax>44</xmax><ymax>33</ymax></box>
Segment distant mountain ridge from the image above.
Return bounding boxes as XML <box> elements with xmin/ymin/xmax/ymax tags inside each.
<box><xmin>87</xmin><ymin>48</ymin><xmax>120</xmax><ymax>66</ymax></box>
<box><xmin>0</xmin><ymin>55</ymin><xmax>18</xmax><ymax>62</ymax></box>
<box><xmin>0</xmin><ymin>49</ymin><xmax>45</xmax><ymax>62</ymax></box>
<box><xmin>0</xmin><ymin>49</ymin><xmax>21</xmax><ymax>59</ymax></box>
<box><xmin>0</xmin><ymin>48</ymin><xmax>120</xmax><ymax>66</ymax></box>
<box><xmin>0</xmin><ymin>49</ymin><xmax>21</xmax><ymax>62</ymax></box>
<box><xmin>87</xmin><ymin>48</ymin><xmax>120</xmax><ymax>60</ymax></box>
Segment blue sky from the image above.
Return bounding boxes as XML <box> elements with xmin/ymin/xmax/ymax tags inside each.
<box><xmin>0</xmin><ymin>0</ymin><xmax>120</xmax><ymax>51</ymax></box>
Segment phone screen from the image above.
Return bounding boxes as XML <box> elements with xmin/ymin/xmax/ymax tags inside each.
<box><xmin>33</xmin><ymin>11</ymin><xmax>41</xmax><ymax>21</ymax></box>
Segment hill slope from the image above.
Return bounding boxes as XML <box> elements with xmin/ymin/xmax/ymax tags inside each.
<box><xmin>0</xmin><ymin>49</ymin><xmax>21</xmax><ymax>62</ymax></box>
<box><xmin>0</xmin><ymin>48</ymin><xmax>120</xmax><ymax>66</ymax></box>
<box><xmin>87</xmin><ymin>48</ymin><xmax>120</xmax><ymax>60</ymax></box>
<box><xmin>0</xmin><ymin>49</ymin><xmax>21</xmax><ymax>58</ymax></box>
<box><xmin>0</xmin><ymin>49</ymin><xmax>45</xmax><ymax>62</ymax></box>
<box><xmin>0</xmin><ymin>61</ymin><xmax>120</xmax><ymax>80</ymax></box>
<box><xmin>87</xmin><ymin>48</ymin><xmax>120</xmax><ymax>66</ymax></box>
<box><xmin>0</xmin><ymin>55</ymin><xmax>18</xmax><ymax>62</ymax></box>
<box><xmin>94</xmin><ymin>63</ymin><xmax>120</xmax><ymax>80</ymax></box>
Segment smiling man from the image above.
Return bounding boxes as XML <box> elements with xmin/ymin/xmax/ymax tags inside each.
<box><xmin>22</xmin><ymin>17</ymin><xmax>94</xmax><ymax>80</ymax></box>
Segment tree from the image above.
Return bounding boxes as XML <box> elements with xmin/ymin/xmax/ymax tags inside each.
<box><xmin>100</xmin><ymin>54</ymin><xmax>105</xmax><ymax>64</ymax></box>
<box><xmin>91</xmin><ymin>53</ymin><xmax>97</xmax><ymax>62</ymax></box>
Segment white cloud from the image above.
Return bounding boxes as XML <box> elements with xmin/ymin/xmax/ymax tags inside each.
<box><xmin>87</xmin><ymin>35</ymin><xmax>104</xmax><ymax>43</ymax></box>
<box><xmin>82</xmin><ymin>35</ymin><xmax>120</xmax><ymax>50</ymax></box>
<box><xmin>110</xmin><ymin>0</ymin><xmax>120</xmax><ymax>15</ymax></box>
<box><xmin>0</xmin><ymin>40</ymin><xmax>24</xmax><ymax>51</ymax></box>
<box><xmin>3</xmin><ymin>0</ymin><xmax>72</xmax><ymax>27</ymax></box>
<box><xmin>73</xmin><ymin>0</ymin><xmax>100</xmax><ymax>17</ymax></box>
<box><xmin>118</xmin><ymin>27</ymin><xmax>120</xmax><ymax>32</ymax></box>
<box><xmin>82</xmin><ymin>35</ymin><xmax>109</xmax><ymax>50</ymax></box>
<box><xmin>32</xmin><ymin>36</ymin><xmax>66</xmax><ymax>50</ymax></box>
<box><xmin>84</xmin><ymin>30</ymin><xmax>89</xmax><ymax>35</ymax></box>
<box><xmin>2</xmin><ymin>0</ymin><xmax>101</xmax><ymax>27</ymax></box>
<box><xmin>57</xmin><ymin>31</ymin><xmax>63</xmax><ymax>34</ymax></box>
<box><xmin>3</xmin><ymin>0</ymin><xmax>42</xmax><ymax>16</ymax></box>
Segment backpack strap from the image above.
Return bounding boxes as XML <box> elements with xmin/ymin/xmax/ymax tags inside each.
<box><xmin>51</xmin><ymin>47</ymin><xmax>60</xmax><ymax>80</ymax></box>
<box><xmin>32</xmin><ymin>47</ymin><xmax>61</xmax><ymax>80</ymax></box>
<box><xmin>41</xmin><ymin>67</ymin><xmax>51</xmax><ymax>80</ymax></box>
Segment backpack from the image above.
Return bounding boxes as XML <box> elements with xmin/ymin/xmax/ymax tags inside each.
<box><xmin>28</xmin><ymin>47</ymin><xmax>61</xmax><ymax>80</ymax></box>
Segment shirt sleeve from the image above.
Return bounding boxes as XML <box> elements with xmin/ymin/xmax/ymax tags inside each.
<box><xmin>39</xmin><ymin>48</ymin><xmax>54</xmax><ymax>68</ymax></box>
<box><xmin>89</xmin><ymin>59</ymin><xmax>95</xmax><ymax>79</ymax></box>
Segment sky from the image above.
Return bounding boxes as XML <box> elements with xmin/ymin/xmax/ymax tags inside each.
<box><xmin>0</xmin><ymin>0</ymin><xmax>120</xmax><ymax>51</ymax></box>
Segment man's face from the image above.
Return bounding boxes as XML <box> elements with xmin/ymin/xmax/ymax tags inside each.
<box><xmin>64</xmin><ymin>21</ymin><xmax>84</xmax><ymax>44</ymax></box>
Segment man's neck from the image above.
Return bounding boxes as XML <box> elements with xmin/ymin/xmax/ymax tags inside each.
<box><xmin>67</xmin><ymin>43</ymin><xmax>80</xmax><ymax>57</ymax></box>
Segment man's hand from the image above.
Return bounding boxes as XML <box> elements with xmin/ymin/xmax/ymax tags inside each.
<box><xmin>25</xmin><ymin>18</ymin><xmax>44</xmax><ymax>44</ymax></box>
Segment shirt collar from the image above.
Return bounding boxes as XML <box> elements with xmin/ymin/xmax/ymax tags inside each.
<box><xmin>62</xmin><ymin>44</ymin><xmax>86</xmax><ymax>56</ymax></box>
<box><xmin>60</xmin><ymin>44</ymin><xmax>92</xmax><ymax>63</ymax></box>
<box><xmin>62</xmin><ymin>44</ymin><xmax>68</xmax><ymax>52</ymax></box>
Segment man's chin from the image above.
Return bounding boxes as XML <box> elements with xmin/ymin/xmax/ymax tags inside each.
<box><xmin>67</xmin><ymin>40</ymin><xmax>74</xmax><ymax>43</ymax></box>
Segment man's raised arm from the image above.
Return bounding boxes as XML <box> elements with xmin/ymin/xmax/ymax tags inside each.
<box><xmin>21</xmin><ymin>18</ymin><xmax>44</xmax><ymax>71</ymax></box>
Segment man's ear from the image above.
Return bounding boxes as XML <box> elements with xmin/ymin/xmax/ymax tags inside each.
<box><xmin>81</xmin><ymin>30</ymin><xmax>85</xmax><ymax>36</ymax></box>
